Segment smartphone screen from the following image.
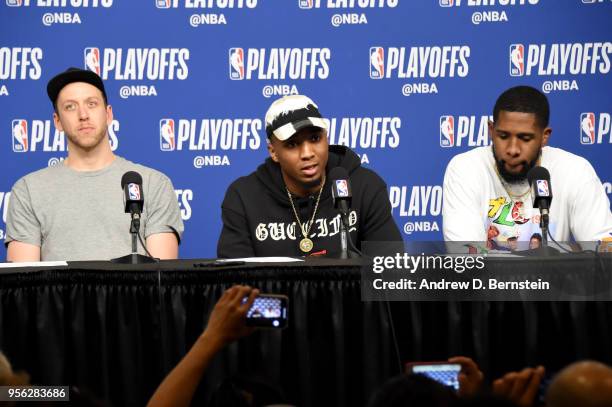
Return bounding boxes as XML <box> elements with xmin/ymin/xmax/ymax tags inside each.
<box><xmin>244</xmin><ymin>294</ymin><xmax>288</xmax><ymax>329</ymax></box>
<box><xmin>406</xmin><ymin>363</ymin><xmax>461</xmax><ymax>390</ymax></box>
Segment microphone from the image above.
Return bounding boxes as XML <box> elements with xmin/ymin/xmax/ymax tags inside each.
<box><xmin>329</xmin><ymin>167</ymin><xmax>360</xmax><ymax>258</ymax></box>
<box><xmin>527</xmin><ymin>166</ymin><xmax>552</xmax><ymax>212</ymax></box>
<box><xmin>121</xmin><ymin>171</ymin><xmax>144</xmax><ymax>215</ymax></box>
<box><xmin>112</xmin><ymin>171</ymin><xmax>156</xmax><ymax>264</ymax></box>
<box><xmin>330</xmin><ymin>167</ymin><xmax>352</xmax><ymax>216</ymax></box>
<box><xmin>527</xmin><ymin>166</ymin><xmax>553</xmax><ymax>246</ymax></box>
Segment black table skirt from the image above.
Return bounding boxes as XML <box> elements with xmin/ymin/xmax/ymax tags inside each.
<box><xmin>0</xmin><ymin>258</ymin><xmax>611</xmax><ymax>406</ymax></box>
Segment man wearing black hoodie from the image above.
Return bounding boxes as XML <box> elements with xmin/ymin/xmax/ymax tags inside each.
<box><xmin>217</xmin><ymin>95</ymin><xmax>402</xmax><ymax>258</ymax></box>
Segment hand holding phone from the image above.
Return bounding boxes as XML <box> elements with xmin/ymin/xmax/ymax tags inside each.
<box><xmin>243</xmin><ymin>294</ymin><xmax>288</xmax><ymax>329</ymax></box>
<box><xmin>405</xmin><ymin>362</ymin><xmax>461</xmax><ymax>391</ymax></box>
<box><xmin>202</xmin><ymin>285</ymin><xmax>258</xmax><ymax>350</ymax></box>
<box><xmin>448</xmin><ymin>356</ymin><xmax>484</xmax><ymax>397</ymax></box>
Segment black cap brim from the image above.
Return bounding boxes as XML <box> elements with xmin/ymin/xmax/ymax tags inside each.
<box><xmin>270</xmin><ymin>117</ymin><xmax>327</xmax><ymax>141</ymax></box>
<box><xmin>47</xmin><ymin>67</ymin><xmax>107</xmax><ymax>106</ymax></box>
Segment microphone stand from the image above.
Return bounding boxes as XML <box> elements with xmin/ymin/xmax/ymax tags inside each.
<box><xmin>339</xmin><ymin>210</ymin><xmax>361</xmax><ymax>259</ymax></box>
<box><xmin>523</xmin><ymin>207</ymin><xmax>560</xmax><ymax>256</ymax></box>
<box><xmin>111</xmin><ymin>213</ymin><xmax>157</xmax><ymax>264</ymax></box>
<box><xmin>540</xmin><ymin>208</ymin><xmax>549</xmax><ymax>247</ymax></box>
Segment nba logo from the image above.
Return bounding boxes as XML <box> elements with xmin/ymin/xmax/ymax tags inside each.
<box><xmin>299</xmin><ymin>0</ymin><xmax>313</xmax><ymax>9</ymax></box>
<box><xmin>335</xmin><ymin>180</ymin><xmax>349</xmax><ymax>197</ymax></box>
<box><xmin>369</xmin><ymin>47</ymin><xmax>384</xmax><ymax>79</ymax></box>
<box><xmin>160</xmin><ymin>119</ymin><xmax>176</xmax><ymax>151</ymax></box>
<box><xmin>580</xmin><ymin>112</ymin><xmax>595</xmax><ymax>145</ymax></box>
<box><xmin>440</xmin><ymin>116</ymin><xmax>454</xmax><ymax>147</ymax></box>
<box><xmin>84</xmin><ymin>47</ymin><xmax>101</xmax><ymax>75</ymax></box>
<box><xmin>6</xmin><ymin>0</ymin><xmax>22</xmax><ymax>6</ymax></box>
<box><xmin>536</xmin><ymin>180</ymin><xmax>549</xmax><ymax>197</ymax></box>
<box><xmin>439</xmin><ymin>0</ymin><xmax>454</xmax><ymax>6</ymax></box>
<box><xmin>229</xmin><ymin>48</ymin><xmax>245</xmax><ymax>80</ymax></box>
<box><xmin>156</xmin><ymin>0</ymin><xmax>171</xmax><ymax>8</ymax></box>
<box><xmin>509</xmin><ymin>44</ymin><xmax>524</xmax><ymax>77</ymax></box>
<box><xmin>128</xmin><ymin>183</ymin><xmax>141</xmax><ymax>200</ymax></box>
<box><xmin>11</xmin><ymin>120</ymin><xmax>28</xmax><ymax>153</ymax></box>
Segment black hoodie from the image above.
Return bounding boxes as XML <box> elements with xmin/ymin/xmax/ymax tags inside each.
<box><xmin>217</xmin><ymin>145</ymin><xmax>402</xmax><ymax>258</ymax></box>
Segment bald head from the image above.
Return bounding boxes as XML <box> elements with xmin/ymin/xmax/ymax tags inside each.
<box><xmin>547</xmin><ymin>361</ymin><xmax>612</xmax><ymax>407</ymax></box>
<box><xmin>0</xmin><ymin>352</ymin><xmax>12</xmax><ymax>383</ymax></box>
<box><xmin>0</xmin><ymin>352</ymin><xmax>29</xmax><ymax>386</ymax></box>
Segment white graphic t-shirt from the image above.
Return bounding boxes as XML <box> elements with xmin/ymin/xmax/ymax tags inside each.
<box><xmin>442</xmin><ymin>146</ymin><xmax>612</xmax><ymax>250</ymax></box>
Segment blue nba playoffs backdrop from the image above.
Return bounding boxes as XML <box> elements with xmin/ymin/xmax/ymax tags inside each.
<box><xmin>0</xmin><ymin>1</ymin><xmax>610</xmax><ymax>259</ymax></box>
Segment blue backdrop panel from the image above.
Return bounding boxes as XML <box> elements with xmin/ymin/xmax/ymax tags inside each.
<box><xmin>1</xmin><ymin>0</ymin><xmax>610</xmax><ymax>259</ymax></box>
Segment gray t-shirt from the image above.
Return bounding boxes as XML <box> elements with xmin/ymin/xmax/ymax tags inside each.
<box><xmin>5</xmin><ymin>156</ymin><xmax>184</xmax><ymax>261</ymax></box>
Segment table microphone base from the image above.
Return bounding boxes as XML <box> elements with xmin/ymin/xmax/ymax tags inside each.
<box><xmin>111</xmin><ymin>253</ymin><xmax>157</xmax><ymax>264</ymax></box>
<box><xmin>337</xmin><ymin>250</ymin><xmax>361</xmax><ymax>259</ymax></box>
<box><xmin>521</xmin><ymin>246</ymin><xmax>561</xmax><ymax>257</ymax></box>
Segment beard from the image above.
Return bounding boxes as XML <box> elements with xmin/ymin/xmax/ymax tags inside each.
<box><xmin>492</xmin><ymin>144</ymin><xmax>540</xmax><ymax>184</ymax></box>
<box><xmin>302</xmin><ymin>176</ymin><xmax>324</xmax><ymax>191</ymax></box>
<box><xmin>66</xmin><ymin>128</ymin><xmax>108</xmax><ymax>152</ymax></box>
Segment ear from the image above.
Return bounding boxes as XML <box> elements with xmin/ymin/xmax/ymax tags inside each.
<box><xmin>542</xmin><ymin>127</ymin><xmax>551</xmax><ymax>146</ymax></box>
<box><xmin>267</xmin><ymin>139</ymin><xmax>278</xmax><ymax>162</ymax></box>
<box><xmin>488</xmin><ymin>120</ymin><xmax>495</xmax><ymax>142</ymax></box>
<box><xmin>53</xmin><ymin>112</ymin><xmax>63</xmax><ymax>132</ymax></box>
<box><xmin>106</xmin><ymin>104</ymin><xmax>114</xmax><ymax>125</ymax></box>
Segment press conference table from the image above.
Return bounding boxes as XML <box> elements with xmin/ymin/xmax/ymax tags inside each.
<box><xmin>0</xmin><ymin>256</ymin><xmax>611</xmax><ymax>406</ymax></box>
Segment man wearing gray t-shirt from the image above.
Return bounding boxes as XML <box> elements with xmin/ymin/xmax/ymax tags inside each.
<box><xmin>4</xmin><ymin>67</ymin><xmax>184</xmax><ymax>262</ymax></box>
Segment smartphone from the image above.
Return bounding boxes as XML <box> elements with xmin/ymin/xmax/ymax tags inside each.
<box><xmin>405</xmin><ymin>362</ymin><xmax>461</xmax><ymax>390</ymax></box>
<box><xmin>244</xmin><ymin>294</ymin><xmax>288</xmax><ymax>329</ymax></box>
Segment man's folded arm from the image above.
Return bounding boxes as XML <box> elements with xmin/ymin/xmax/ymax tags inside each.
<box><xmin>442</xmin><ymin>157</ymin><xmax>486</xmax><ymax>242</ymax></box>
<box><xmin>146</xmin><ymin>232</ymin><xmax>179</xmax><ymax>260</ymax></box>
<box><xmin>361</xmin><ymin>183</ymin><xmax>403</xmax><ymax>243</ymax></box>
<box><xmin>7</xmin><ymin>241</ymin><xmax>41</xmax><ymax>262</ymax></box>
<box><xmin>143</xmin><ymin>174</ymin><xmax>184</xmax><ymax>259</ymax></box>
<box><xmin>217</xmin><ymin>186</ymin><xmax>256</xmax><ymax>259</ymax></box>
<box><xmin>5</xmin><ymin>179</ymin><xmax>43</xmax><ymax>262</ymax></box>
<box><xmin>569</xmin><ymin>161</ymin><xmax>612</xmax><ymax>241</ymax></box>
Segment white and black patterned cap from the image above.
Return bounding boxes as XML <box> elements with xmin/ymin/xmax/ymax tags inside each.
<box><xmin>265</xmin><ymin>95</ymin><xmax>328</xmax><ymax>141</ymax></box>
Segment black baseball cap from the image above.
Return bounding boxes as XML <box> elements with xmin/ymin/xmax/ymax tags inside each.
<box><xmin>265</xmin><ymin>95</ymin><xmax>327</xmax><ymax>141</ymax></box>
<box><xmin>46</xmin><ymin>67</ymin><xmax>107</xmax><ymax>106</ymax></box>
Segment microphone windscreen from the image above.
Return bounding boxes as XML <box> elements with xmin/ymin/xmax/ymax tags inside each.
<box><xmin>527</xmin><ymin>166</ymin><xmax>550</xmax><ymax>186</ymax></box>
<box><xmin>121</xmin><ymin>171</ymin><xmax>143</xmax><ymax>188</ymax></box>
<box><xmin>329</xmin><ymin>167</ymin><xmax>349</xmax><ymax>182</ymax></box>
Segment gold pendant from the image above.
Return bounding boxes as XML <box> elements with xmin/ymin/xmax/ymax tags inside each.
<box><xmin>299</xmin><ymin>238</ymin><xmax>314</xmax><ymax>253</ymax></box>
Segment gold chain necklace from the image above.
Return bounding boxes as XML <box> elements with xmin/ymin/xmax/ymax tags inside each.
<box><xmin>286</xmin><ymin>177</ymin><xmax>325</xmax><ymax>253</ymax></box>
<box><xmin>493</xmin><ymin>160</ymin><xmax>532</xmax><ymax>201</ymax></box>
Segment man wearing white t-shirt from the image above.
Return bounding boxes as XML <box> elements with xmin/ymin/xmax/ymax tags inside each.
<box><xmin>442</xmin><ymin>86</ymin><xmax>612</xmax><ymax>250</ymax></box>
